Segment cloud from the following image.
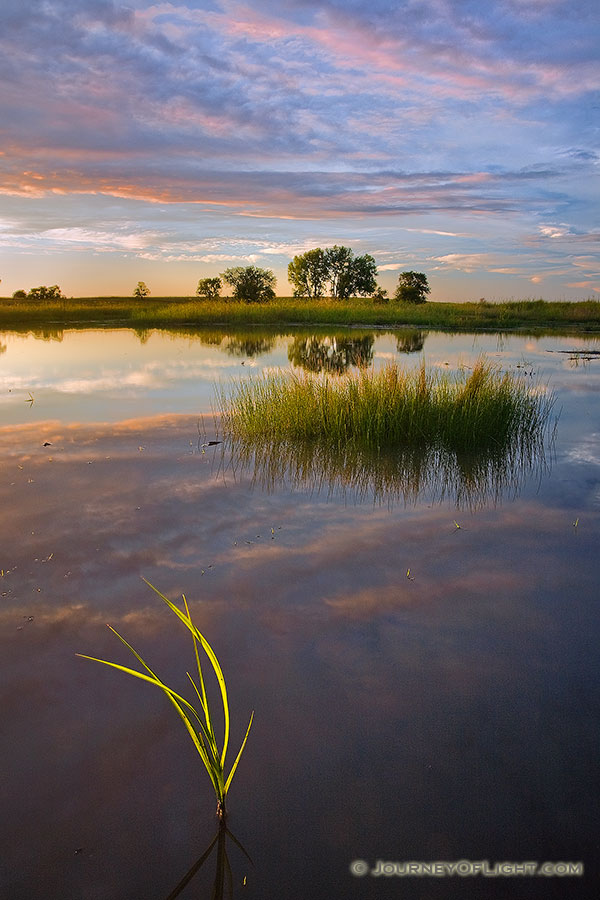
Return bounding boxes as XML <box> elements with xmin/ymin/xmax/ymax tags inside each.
<box><xmin>0</xmin><ymin>0</ymin><xmax>598</xmax><ymax>298</ymax></box>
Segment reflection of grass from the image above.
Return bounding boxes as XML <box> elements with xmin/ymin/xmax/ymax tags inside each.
<box><xmin>226</xmin><ymin>435</ymin><xmax>550</xmax><ymax>509</ymax></box>
<box><xmin>218</xmin><ymin>360</ymin><xmax>554</xmax><ymax>454</ymax></box>
<box><xmin>217</xmin><ymin>361</ymin><xmax>555</xmax><ymax>507</ymax></box>
<box><xmin>166</xmin><ymin>818</ymin><xmax>252</xmax><ymax>900</ymax></box>
<box><xmin>78</xmin><ymin>580</ymin><xmax>253</xmax><ymax>821</ymax></box>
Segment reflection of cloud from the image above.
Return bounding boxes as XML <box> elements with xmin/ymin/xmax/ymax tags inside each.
<box><xmin>0</xmin><ymin>357</ymin><xmax>243</xmax><ymax>397</ymax></box>
<box><xmin>565</xmin><ymin>434</ymin><xmax>600</xmax><ymax>466</ymax></box>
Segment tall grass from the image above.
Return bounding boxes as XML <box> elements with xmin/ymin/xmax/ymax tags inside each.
<box><xmin>217</xmin><ymin>359</ymin><xmax>554</xmax><ymax>455</ymax></box>
<box><xmin>216</xmin><ymin>360</ymin><xmax>555</xmax><ymax>506</ymax></box>
<box><xmin>78</xmin><ymin>579</ymin><xmax>253</xmax><ymax>820</ymax></box>
<box><xmin>2</xmin><ymin>296</ymin><xmax>600</xmax><ymax>334</ymax></box>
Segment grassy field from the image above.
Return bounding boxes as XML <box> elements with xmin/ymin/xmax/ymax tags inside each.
<box><xmin>1</xmin><ymin>296</ymin><xmax>600</xmax><ymax>334</ymax></box>
<box><xmin>217</xmin><ymin>359</ymin><xmax>554</xmax><ymax>454</ymax></box>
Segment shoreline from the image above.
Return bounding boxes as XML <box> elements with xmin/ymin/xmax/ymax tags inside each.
<box><xmin>1</xmin><ymin>296</ymin><xmax>600</xmax><ymax>336</ymax></box>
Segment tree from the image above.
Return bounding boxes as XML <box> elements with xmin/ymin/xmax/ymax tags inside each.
<box><xmin>394</xmin><ymin>271</ymin><xmax>430</xmax><ymax>304</ymax></box>
<box><xmin>324</xmin><ymin>245</ymin><xmax>354</xmax><ymax>299</ymax></box>
<box><xmin>323</xmin><ymin>246</ymin><xmax>378</xmax><ymax>300</ymax></box>
<box><xmin>350</xmin><ymin>253</ymin><xmax>378</xmax><ymax>297</ymax></box>
<box><xmin>196</xmin><ymin>277</ymin><xmax>222</xmax><ymax>300</ymax></box>
<box><xmin>220</xmin><ymin>266</ymin><xmax>276</xmax><ymax>303</ymax></box>
<box><xmin>288</xmin><ymin>248</ymin><xmax>329</xmax><ymax>299</ymax></box>
<box><xmin>12</xmin><ymin>289</ymin><xmax>27</xmax><ymax>300</ymax></box>
<box><xmin>27</xmin><ymin>285</ymin><xmax>64</xmax><ymax>301</ymax></box>
<box><xmin>134</xmin><ymin>282</ymin><xmax>150</xmax><ymax>298</ymax></box>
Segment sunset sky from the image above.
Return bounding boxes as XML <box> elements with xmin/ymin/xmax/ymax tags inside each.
<box><xmin>1</xmin><ymin>0</ymin><xmax>598</xmax><ymax>300</ymax></box>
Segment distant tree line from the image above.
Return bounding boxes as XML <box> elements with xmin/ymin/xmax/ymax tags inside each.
<box><xmin>12</xmin><ymin>285</ymin><xmax>65</xmax><ymax>301</ymax></box>
<box><xmin>9</xmin><ymin>248</ymin><xmax>431</xmax><ymax>304</ymax></box>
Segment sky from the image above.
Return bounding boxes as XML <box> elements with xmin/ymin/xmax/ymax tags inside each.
<box><xmin>0</xmin><ymin>0</ymin><xmax>599</xmax><ymax>301</ymax></box>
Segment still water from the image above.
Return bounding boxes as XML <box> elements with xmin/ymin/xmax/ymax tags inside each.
<box><xmin>1</xmin><ymin>326</ymin><xmax>599</xmax><ymax>899</ymax></box>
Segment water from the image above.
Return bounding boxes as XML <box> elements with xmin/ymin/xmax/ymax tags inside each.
<box><xmin>1</xmin><ymin>326</ymin><xmax>598</xmax><ymax>898</ymax></box>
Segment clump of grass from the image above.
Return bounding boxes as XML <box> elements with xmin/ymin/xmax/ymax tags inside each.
<box><xmin>217</xmin><ymin>359</ymin><xmax>554</xmax><ymax>455</ymax></box>
<box><xmin>78</xmin><ymin>579</ymin><xmax>253</xmax><ymax>821</ymax></box>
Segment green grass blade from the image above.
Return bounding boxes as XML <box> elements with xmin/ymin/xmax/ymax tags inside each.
<box><xmin>183</xmin><ymin>593</ymin><xmax>216</xmax><ymax>749</ymax></box>
<box><xmin>224</xmin><ymin>710</ymin><xmax>254</xmax><ymax>795</ymax></box>
<box><xmin>142</xmin><ymin>578</ymin><xmax>231</xmax><ymax>770</ymax></box>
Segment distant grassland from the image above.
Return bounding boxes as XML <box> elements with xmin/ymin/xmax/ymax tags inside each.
<box><xmin>1</xmin><ymin>296</ymin><xmax>600</xmax><ymax>334</ymax></box>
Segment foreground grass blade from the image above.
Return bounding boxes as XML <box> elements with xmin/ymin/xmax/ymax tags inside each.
<box><xmin>142</xmin><ymin>578</ymin><xmax>231</xmax><ymax>769</ymax></box>
<box><xmin>78</xmin><ymin>581</ymin><xmax>253</xmax><ymax>819</ymax></box>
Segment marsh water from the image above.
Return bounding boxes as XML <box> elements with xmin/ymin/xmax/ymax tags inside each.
<box><xmin>1</xmin><ymin>325</ymin><xmax>599</xmax><ymax>899</ymax></box>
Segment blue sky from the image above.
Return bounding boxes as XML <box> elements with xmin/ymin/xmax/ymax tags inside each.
<box><xmin>0</xmin><ymin>0</ymin><xmax>598</xmax><ymax>299</ymax></box>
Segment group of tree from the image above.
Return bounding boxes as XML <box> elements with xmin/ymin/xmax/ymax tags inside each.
<box><xmin>9</xmin><ymin>253</ymin><xmax>431</xmax><ymax>305</ymax></box>
<box><xmin>12</xmin><ymin>285</ymin><xmax>65</xmax><ymax>301</ymax></box>
<box><xmin>194</xmin><ymin>253</ymin><xmax>430</xmax><ymax>304</ymax></box>
<box><xmin>288</xmin><ymin>246</ymin><xmax>378</xmax><ymax>300</ymax></box>
<box><xmin>195</xmin><ymin>267</ymin><xmax>277</xmax><ymax>303</ymax></box>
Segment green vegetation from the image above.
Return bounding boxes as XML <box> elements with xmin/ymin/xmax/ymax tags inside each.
<box><xmin>78</xmin><ymin>579</ymin><xmax>253</xmax><ymax>821</ymax></box>
<box><xmin>394</xmin><ymin>271</ymin><xmax>431</xmax><ymax>304</ymax></box>
<box><xmin>22</xmin><ymin>284</ymin><xmax>65</xmax><ymax>301</ymax></box>
<box><xmin>134</xmin><ymin>281</ymin><xmax>150</xmax><ymax>298</ymax></box>
<box><xmin>1</xmin><ymin>295</ymin><xmax>599</xmax><ymax>334</ymax></box>
<box><xmin>220</xmin><ymin>265</ymin><xmax>276</xmax><ymax>302</ymax></box>
<box><xmin>217</xmin><ymin>360</ymin><xmax>556</xmax><ymax>507</ymax></box>
<box><xmin>287</xmin><ymin>248</ymin><xmax>329</xmax><ymax>299</ymax></box>
<box><xmin>216</xmin><ymin>360</ymin><xmax>554</xmax><ymax>454</ymax></box>
<box><xmin>288</xmin><ymin>245</ymin><xmax>378</xmax><ymax>299</ymax></box>
<box><xmin>197</xmin><ymin>277</ymin><xmax>222</xmax><ymax>300</ymax></box>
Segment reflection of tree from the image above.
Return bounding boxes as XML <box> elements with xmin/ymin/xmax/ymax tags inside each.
<box><xmin>31</xmin><ymin>327</ymin><xmax>64</xmax><ymax>342</ymax></box>
<box><xmin>288</xmin><ymin>335</ymin><xmax>374</xmax><ymax>374</ymax></box>
<box><xmin>0</xmin><ymin>341</ymin><xmax>6</xmax><ymax>356</ymax></box>
<box><xmin>225</xmin><ymin>335</ymin><xmax>276</xmax><ymax>358</ymax></box>
<box><xmin>134</xmin><ymin>327</ymin><xmax>153</xmax><ymax>344</ymax></box>
<box><xmin>396</xmin><ymin>330</ymin><xmax>425</xmax><ymax>354</ymax></box>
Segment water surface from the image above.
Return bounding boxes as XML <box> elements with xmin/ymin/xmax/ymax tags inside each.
<box><xmin>1</xmin><ymin>326</ymin><xmax>598</xmax><ymax>898</ymax></box>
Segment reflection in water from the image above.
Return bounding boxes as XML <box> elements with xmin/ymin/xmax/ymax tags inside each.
<box><xmin>225</xmin><ymin>335</ymin><xmax>277</xmax><ymax>358</ymax></box>
<box><xmin>395</xmin><ymin>329</ymin><xmax>425</xmax><ymax>354</ymax></box>
<box><xmin>134</xmin><ymin>327</ymin><xmax>153</xmax><ymax>344</ymax></box>
<box><xmin>225</xmin><ymin>433</ymin><xmax>552</xmax><ymax>509</ymax></box>
<box><xmin>288</xmin><ymin>334</ymin><xmax>374</xmax><ymax>373</ymax></box>
<box><xmin>166</xmin><ymin>820</ymin><xmax>252</xmax><ymax>900</ymax></box>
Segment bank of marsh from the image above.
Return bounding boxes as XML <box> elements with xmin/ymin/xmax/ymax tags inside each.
<box><xmin>217</xmin><ymin>360</ymin><xmax>555</xmax><ymax>455</ymax></box>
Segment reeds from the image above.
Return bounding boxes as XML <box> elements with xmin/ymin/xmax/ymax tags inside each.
<box><xmin>216</xmin><ymin>359</ymin><xmax>554</xmax><ymax>456</ymax></box>
<box><xmin>78</xmin><ymin>579</ymin><xmax>253</xmax><ymax>820</ymax></box>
